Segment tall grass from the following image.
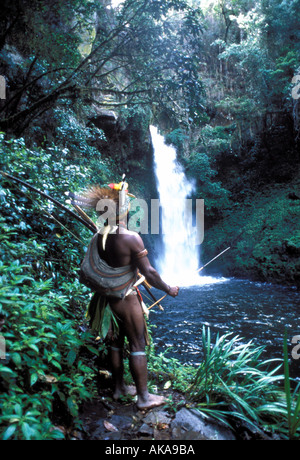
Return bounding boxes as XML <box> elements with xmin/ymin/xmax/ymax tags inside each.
<box><xmin>187</xmin><ymin>326</ymin><xmax>300</xmax><ymax>438</ymax></box>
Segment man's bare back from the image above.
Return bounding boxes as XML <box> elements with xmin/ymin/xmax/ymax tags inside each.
<box><xmin>98</xmin><ymin>226</ymin><xmax>179</xmax><ymax>296</ymax></box>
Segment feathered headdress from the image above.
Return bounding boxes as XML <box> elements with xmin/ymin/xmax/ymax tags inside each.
<box><xmin>66</xmin><ymin>175</ymin><xmax>135</xmax><ymax>250</ymax></box>
<box><xmin>68</xmin><ymin>186</ymin><xmax>120</xmax><ymax>210</ymax></box>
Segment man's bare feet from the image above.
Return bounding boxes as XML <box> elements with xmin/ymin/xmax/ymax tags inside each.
<box><xmin>136</xmin><ymin>393</ymin><xmax>166</xmax><ymax>410</ymax></box>
<box><xmin>113</xmin><ymin>384</ymin><xmax>137</xmax><ymax>401</ymax></box>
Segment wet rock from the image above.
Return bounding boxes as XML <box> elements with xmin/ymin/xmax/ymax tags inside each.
<box><xmin>171</xmin><ymin>427</ymin><xmax>208</xmax><ymax>441</ymax></box>
<box><xmin>171</xmin><ymin>408</ymin><xmax>236</xmax><ymax>441</ymax></box>
<box><xmin>138</xmin><ymin>423</ymin><xmax>154</xmax><ymax>437</ymax></box>
<box><xmin>153</xmin><ymin>427</ymin><xmax>172</xmax><ymax>441</ymax></box>
<box><xmin>79</xmin><ymin>393</ymin><xmax>243</xmax><ymax>441</ymax></box>
<box><xmin>143</xmin><ymin>410</ymin><xmax>171</xmax><ymax>427</ymax></box>
<box><xmin>109</xmin><ymin>414</ymin><xmax>133</xmax><ymax>431</ymax></box>
<box><xmin>139</xmin><ymin>410</ymin><xmax>172</xmax><ymax>439</ymax></box>
<box><xmin>103</xmin><ymin>431</ymin><xmax>123</xmax><ymax>441</ymax></box>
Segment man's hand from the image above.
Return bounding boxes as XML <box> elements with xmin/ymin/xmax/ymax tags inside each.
<box><xmin>168</xmin><ymin>286</ymin><xmax>179</xmax><ymax>298</ymax></box>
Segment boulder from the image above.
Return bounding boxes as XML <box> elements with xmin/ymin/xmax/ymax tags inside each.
<box><xmin>171</xmin><ymin>408</ymin><xmax>236</xmax><ymax>441</ymax></box>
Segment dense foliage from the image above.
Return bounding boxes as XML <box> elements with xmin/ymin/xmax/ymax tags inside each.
<box><xmin>147</xmin><ymin>326</ymin><xmax>300</xmax><ymax>440</ymax></box>
<box><xmin>0</xmin><ymin>133</ymin><xmax>111</xmax><ymax>439</ymax></box>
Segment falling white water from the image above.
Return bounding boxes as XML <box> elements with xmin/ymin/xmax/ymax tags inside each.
<box><xmin>151</xmin><ymin>126</ymin><xmax>225</xmax><ymax>287</ymax></box>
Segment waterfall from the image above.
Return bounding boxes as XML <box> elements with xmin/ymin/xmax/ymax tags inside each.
<box><xmin>151</xmin><ymin>126</ymin><xmax>225</xmax><ymax>287</ymax></box>
<box><xmin>151</xmin><ymin>126</ymin><xmax>200</xmax><ymax>286</ymax></box>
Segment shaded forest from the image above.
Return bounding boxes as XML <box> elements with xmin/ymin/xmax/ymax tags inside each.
<box><xmin>0</xmin><ymin>0</ymin><xmax>299</xmax><ymax>440</ymax></box>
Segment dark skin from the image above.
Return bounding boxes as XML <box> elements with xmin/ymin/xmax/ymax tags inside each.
<box><xmin>98</xmin><ymin>222</ymin><xmax>179</xmax><ymax>410</ymax></box>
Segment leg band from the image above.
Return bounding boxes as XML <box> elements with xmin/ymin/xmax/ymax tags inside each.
<box><xmin>111</xmin><ymin>346</ymin><xmax>121</xmax><ymax>352</ymax></box>
<box><xmin>130</xmin><ymin>351</ymin><xmax>146</xmax><ymax>357</ymax></box>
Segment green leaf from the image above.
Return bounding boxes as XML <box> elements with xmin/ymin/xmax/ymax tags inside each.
<box><xmin>101</xmin><ymin>305</ymin><xmax>112</xmax><ymax>339</ymax></box>
<box><xmin>66</xmin><ymin>349</ymin><xmax>77</xmax><ymax>366</ymax></box>
<box><xmin>51</xmin><ymin>360</ymin><xmax>62</xmax><ymax>371</ymax></box>
<box><xmin>14</xmin><ymin>404</ymin><xmax>22</xmax><ymax>417</ymax></box>
<box><xmin>85</xmin><ymin>345</ymin><xmax>99</xmax><ymax>356</ymax></box>
<box><xmin>21</xmin><ymin>422</ymin><xmax>34</xmax><ymax>440</ymax></box>
<box><xmin>3</xmin><ymin>424</ymin><xmax>17</xmax><ymax>440</ymax></box>
<box><xmin>30</xmin><ymin>372</ymin><xmax>39</xmax><ymax>386</ymax></box>
<box><xmin>67</xmin><ymin>397</ymin><xmax>78</xmax><ymax>417</ymax></box>
<box><xmin>11</xmin><ymin>352</ymin><xmax>22</xmax><ymax>367</ymax></box>
<box><xmin>0</xmin><ymin>366</ymin><xmax>16</xmax><ymax>378</ymax></box>
<box><xmin>28</xmin><ymin>344</ymin><xmax>39</xmax><ymax>353</ymax></box>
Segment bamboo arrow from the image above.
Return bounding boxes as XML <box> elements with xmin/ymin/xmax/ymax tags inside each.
<box><xmin>146</xmin><ymin>247</ymin><xmax>231</xmax><ymax>310</ymax></box>
<box><xmin>196</xmin><ymin>247</ymin><xmax>231</xmax><ymax>273</ymax></box>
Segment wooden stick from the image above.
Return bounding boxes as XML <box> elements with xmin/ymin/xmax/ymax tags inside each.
<box><xmin>137</xmin><ymin>272</ymin><xmax>164</xmax><ymax>309</ymax></box>
<box><xmin>148</xmin><ymin>294</ymin><xmax>167</xmax><ymax>311</ymax></box>
<box><xmin>0</xmin><ymin>171</ymin><xmax>96</xmax><ymax>233</ymax></box>
<box><xmin>68</xmin><ymin>201</ymin><xmax>98</xmax><ymax>232</ymax></box>
<box><xmin>141</xmin><ymin>277</ymin><xmax>152</xmax><ymax>290</ymax></box>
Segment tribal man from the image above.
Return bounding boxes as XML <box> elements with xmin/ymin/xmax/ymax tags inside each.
<box><xmin>77</xmin><ymin>180</ymin><xmax>179</xmax><ymax>410</ymax></box>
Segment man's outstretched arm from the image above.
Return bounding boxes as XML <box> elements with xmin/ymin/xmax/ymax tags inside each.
<box><xmin>129</xmin><ymin>233</ymin><xmax>179</xmax><ymax>298</ymax></box>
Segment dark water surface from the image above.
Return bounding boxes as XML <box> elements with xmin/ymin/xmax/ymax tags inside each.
<box><xmin>147</xmin><ymin>278</ymin><xmax>300</xmax><ymax>375</ymax></box>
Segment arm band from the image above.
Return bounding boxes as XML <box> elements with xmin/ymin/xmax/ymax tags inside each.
<box><xmin>134</xmin><ymin>249</ymin><xmax>148</xmax><ymax>260</ymax></box>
